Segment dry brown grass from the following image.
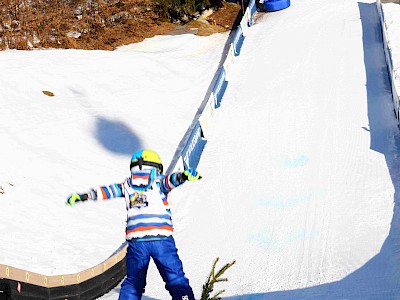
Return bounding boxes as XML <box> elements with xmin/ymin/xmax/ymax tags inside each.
<box><xmin>184</xmin><ymin>2</ymin><xmax>242</xmax><ymax>36</ymax></box>
<box><xmin>0</xmin><ymin>0</ymin><xmax>240</xmax><ymax>50</ymax></box>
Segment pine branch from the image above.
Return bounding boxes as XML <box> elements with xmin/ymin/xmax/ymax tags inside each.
<box><xmin>201</xmin><ymin>257</ymin><xmax>236</xmax><ymax>300</ymax></box>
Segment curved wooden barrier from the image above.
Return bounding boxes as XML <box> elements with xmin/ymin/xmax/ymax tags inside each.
<box><xmin>0</xmin><ymin>243</ymin><xmax>127</xmax><ymax>299</ymax></box>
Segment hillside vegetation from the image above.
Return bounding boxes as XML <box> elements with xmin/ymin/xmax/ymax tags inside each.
<box><xmin>0</xmin><ymin>0</ymin><xmax>240</xmax><ymax>50</ymax></box>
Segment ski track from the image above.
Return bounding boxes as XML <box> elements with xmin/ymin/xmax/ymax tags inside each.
<box><xmin>177</xmin><ymin>0</ymin><xmax>399</xmax><ymax>298</ymax></box>
<box><xmin>62</xmin><ymin>0</ymin><xmax>400</xmax><ymax>298</ymax></box>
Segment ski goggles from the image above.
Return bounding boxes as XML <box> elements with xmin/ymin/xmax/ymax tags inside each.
<box><xmin>130</xmin><ymin>167</ymin><xmax>157</xmax><ymax>191</ymax></box>
<box><xmin>130</xmin><ymin>158</ymin><xmax>163</xmax><ymax>173</ymax></box>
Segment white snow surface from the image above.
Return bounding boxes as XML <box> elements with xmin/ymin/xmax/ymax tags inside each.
<box><xmin>1</xmin><ymin>0</ymin><xmax>400</xmax><ymax>299</ymax></box>
<box><xmin>382</xmin><ymin>2</ymin><xmax>400</xmax><ymax>89</ymax></box>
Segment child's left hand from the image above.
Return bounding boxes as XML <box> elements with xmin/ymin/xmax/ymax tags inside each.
<box><xmin>183</xmin><ymin>169</ymin><xmax>202</xmax><ymax>181</ymax></box>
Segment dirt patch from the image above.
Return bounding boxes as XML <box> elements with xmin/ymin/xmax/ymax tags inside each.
<box><xmin>185</xmin><ymin>3</ymin><xmax>242</xmax><ymax>36</ymax></box>
<box><xmin>0</xmin><ymin>0</ymin><xmax>241</xmax><ymax>50</ymax></box>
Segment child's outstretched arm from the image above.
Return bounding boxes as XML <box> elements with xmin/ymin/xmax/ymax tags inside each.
<box><xmin>66</xmin><ymin>183</ymin><xmax>124</xmax><ymax>206</ymax></box>
<box><xmin>161</xmin><ymin>169</ymin><xmax>201</xmax><ymax>193</ymax></box>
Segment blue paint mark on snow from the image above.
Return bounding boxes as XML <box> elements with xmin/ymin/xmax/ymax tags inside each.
<box><xmin>249</xmin><ymin>229</ymin><xmax>318</xmax><ymax>251</ymax></box>
<box><xmin>257</xmin><ymin>191</ymin><xmax>325</xmax><ymax>209</ymax></box>
<box><xmin>281</xmin><ymin>154</ymin><xmax>309</xmax><ymax>168</ymax></box>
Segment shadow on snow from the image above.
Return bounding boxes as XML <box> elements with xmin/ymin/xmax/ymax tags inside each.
<box><xmin>94</xmin><ymin>116</ymin><xmax>143</xmax><ymax>155</ymax></box>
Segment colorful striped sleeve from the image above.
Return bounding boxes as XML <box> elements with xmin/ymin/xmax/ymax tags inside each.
<box><xmin>160</xmin><ymin>173</ymin><xmax>185</xmax><ymax>194</ymax></box>
<box><xmin>96</xmin><ymin>183</ymin><xmax>124</xmax><ymax>200</ymax></box>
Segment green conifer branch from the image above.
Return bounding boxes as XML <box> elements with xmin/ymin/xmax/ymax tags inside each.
<box><xmin>201</xmin><ymin>257</ymin><xmax>236</xmax><ymax>300</ymax></box>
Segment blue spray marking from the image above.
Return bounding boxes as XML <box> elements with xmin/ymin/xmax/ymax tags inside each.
<box><xmin>257</xmin><ymin>190</ymin><xmax>326</xmax><ymax>209</ymax></box>
<box><xmin>249</xmin><ymin>229</ymin><xmax>318</xmax><ymax>251</ymax></box>
<box><xmin>281</xmin><ymin>154</ymin><xmax>309</xmax><ymax>168</ymax></box>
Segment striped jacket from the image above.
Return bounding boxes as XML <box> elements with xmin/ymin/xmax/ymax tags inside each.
<box><xmin>94</xmin><ymin>172</ymin><xmax>185</xmax><ymax>242</ymax></box>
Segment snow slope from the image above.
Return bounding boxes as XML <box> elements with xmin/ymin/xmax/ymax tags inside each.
<box><xmin>382</xmin><ymin>2</ymin><xmax>400</xmax><ymax>90</ymax></box>
<box><xmin>105</xmin><ymin>0</ymin><xmax>400</xmax><ymax>298</ymax></box>
<box><xmin>0</xmin><ymin>33</ymin><xmax>229</xmax><ymax>275</ymax></box>
<box><xmin>2</xmin><ymin>0</ymin><xmax>400</xmax><ymax>299</ymax></box>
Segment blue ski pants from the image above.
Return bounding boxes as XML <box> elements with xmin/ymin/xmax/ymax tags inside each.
<box><xmin>118</xmin><ymin>237</ymin><xmax>195</xmax><ymax>300</ymax></box>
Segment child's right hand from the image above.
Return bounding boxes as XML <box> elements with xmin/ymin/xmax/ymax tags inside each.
<box><xmin>66</xmin><ymin>193</ymin><xmax>82</xmax><ymax>206</ymax></box>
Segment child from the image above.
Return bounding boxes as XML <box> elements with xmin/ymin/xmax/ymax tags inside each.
<box><xmin>67</xmin><ymin>149</ymin><xmax>201</xmax><ymax>300</ymax></box>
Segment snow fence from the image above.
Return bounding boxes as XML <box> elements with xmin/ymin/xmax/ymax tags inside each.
<box><xmin>0</xmin><ymin>1</ymin><xmax>261</xmax><ymax>299</ymax></box>
<box><xmin>377</xmin><ymin>0</ymin><xmax>400</xmax><ymax>120</ymax></box>
<box><xmin>168</xmin><ymin>0</ymin><xmax>258</xmax><ymax>173</ymax></box>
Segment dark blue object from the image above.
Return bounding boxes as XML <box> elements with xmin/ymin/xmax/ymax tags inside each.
<box><xmin>182</xmin><ymin>121</ymin><xmax>207</xmax><ymax>170</ymax></box>
<box><xmin>213</xmin><ymin>68</ymin><xmax>228</xmax><ymax>108</ymax></box>
<box><xmin>119</xmin><ymin>237</ymin><xmax>195</xmax><ymax>300</ymax></box>
<box><xmin>264</xmin><ymin>0</ymin><xmax>290</xmax><ymax>11</ymax></box>
<box><xmin>233</xmin><ymin>26</ymin><xmax>245</xmax><ymax>56</ymax></box>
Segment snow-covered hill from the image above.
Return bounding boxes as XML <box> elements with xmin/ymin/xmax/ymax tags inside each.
<box><xmin>2</xmin><ymin>0</ymin><xmax>400</xmax><ymax>299</ymax></box>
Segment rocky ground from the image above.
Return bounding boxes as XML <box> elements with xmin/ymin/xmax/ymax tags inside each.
<box><xmin>0</xmin><ymin>0</ymin><xmax>241</xmax><ymax>50</ymax></box>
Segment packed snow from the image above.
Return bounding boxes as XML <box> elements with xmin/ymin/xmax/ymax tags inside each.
<box><xmin>382</xmin><ymin>2</ymin><xmax>400</xmax><ymax>90</ymax></box>
<box><xmin>1</xmin><ymin>0</ymin><xmax>400</xmax><ymax>299</ymax></box>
